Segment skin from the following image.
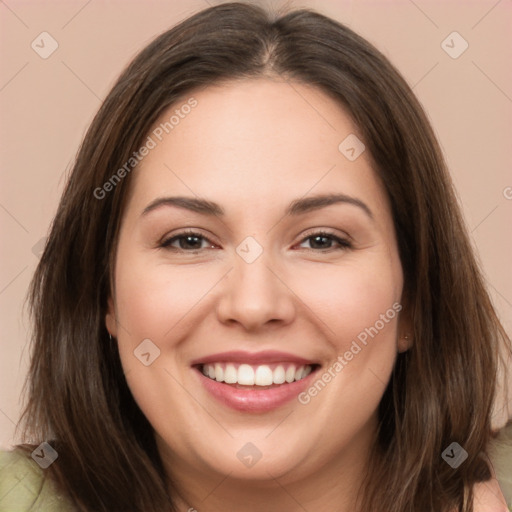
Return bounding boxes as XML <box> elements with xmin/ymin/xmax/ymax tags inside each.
<box><xmin>105</xmin><ymin>78</ymin><xmax>504</xmax><ymax>512</ymax></box>
<box><xmin>473</xmin><ymin>463</ymin><xmax>509</xmax><ymax>512</ymax></box>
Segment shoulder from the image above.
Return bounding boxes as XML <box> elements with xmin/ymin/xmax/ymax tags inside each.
<box><xmin>0</xmin><ymin>447</ymin><xmax>74</xmax><ymax>511</ymax></box>
<box><xmin>487</xmin><ymin>421</ymin><xmax>512</xmax><ymax>511</ymax></box>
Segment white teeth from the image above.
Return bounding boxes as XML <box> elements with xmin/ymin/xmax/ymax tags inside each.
<box><xmin>201</xmin><ymin>363</ymin><xmax>313</xmax><ymax>386</ymax></box>
<box><xmin>273</xmin><ymin>365</ymin><xmax>286</xmax><ymax>384</ymax></box>
<box><xmin>224</xmin><ymin>364</ymin><xmax>237</xmax><ymax>384</ymax></box>
<box><xmin>214</xmin><ymin>363</ymin><xmax>224</xmax><ymax>382</ymax></box>
<box><xmin>285</xmin><ymin>366</ymin><xmax>296</xmax><ymax>383</ymax></box>
<box><xmin>237</xmin><ymin>364</ymin><xmax>255</xmax><ymax>385</ymax></box>
<box><xmin>254</xmin><ymin>365</ymin><xmax>273</xmax><ymax>386</ymax></box>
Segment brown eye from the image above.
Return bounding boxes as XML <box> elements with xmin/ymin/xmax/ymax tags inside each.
<box><xmin>160</xmin><ymin>230</ymin><xmax>215</xmax><ymax>251</ymax></box>
<box><xmin>297</xmin><ymin>231</ymin><xmax>352</xmax><ymax>251</ymax></box>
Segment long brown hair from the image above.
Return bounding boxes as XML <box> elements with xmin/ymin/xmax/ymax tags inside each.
<box><xmin>19</xmin><ymin>2</ymin><xmax>510</xmax><ymax>511</ymax></box>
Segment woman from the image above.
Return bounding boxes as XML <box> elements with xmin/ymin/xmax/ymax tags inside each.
<box><xmin>1</xmin><ymin>2</ymin><xmax>510</xmax><ymax>511</ymax></box>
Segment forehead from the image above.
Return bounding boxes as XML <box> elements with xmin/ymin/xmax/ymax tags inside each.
<box><xmin>127</xmin><ymin>78</ymin><xmax>390</xmax><ymax>221</ymax></box>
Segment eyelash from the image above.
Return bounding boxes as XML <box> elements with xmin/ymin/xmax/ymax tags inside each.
<box><xmin>159</xmin><ymin>229</ymin><xmax>352</xmax><ymax>253</ymax></box>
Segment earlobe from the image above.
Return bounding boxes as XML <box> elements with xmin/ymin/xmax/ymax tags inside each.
<box><xmin>105</xmin><ymin>296</ymin><xmax>118</xmax><ymax>338</ymax></box>
<box><xmin>398</xmin><ymin>333</ymin><xmax>413</xmax><ymax>353</ymax></box>
<box><xmin>397</xmin><ymin>304</ymin><xmax>414</xmax><ymax>353</ymax></box>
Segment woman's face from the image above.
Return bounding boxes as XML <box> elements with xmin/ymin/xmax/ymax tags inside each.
<box><xmin>106</xmin><ymin>78</ymin><xmax>408</xmax><ymax>489</ymax></box>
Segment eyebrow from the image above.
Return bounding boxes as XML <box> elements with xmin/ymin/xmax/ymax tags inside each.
<box><xmin>141</xmin><ymin>193</ymin><xmax>374</xmax><ymax>220</ymax></box>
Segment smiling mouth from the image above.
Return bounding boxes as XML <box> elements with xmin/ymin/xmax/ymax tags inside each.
<box><xmin>195</xmin><ymin>362</ymin><xmax>318</xmax><ymax>389</ymax></box>
<box><xmin>192</xmin><ymin>354</ymin><xmax>321</xmax><ymax>412</ymax></box>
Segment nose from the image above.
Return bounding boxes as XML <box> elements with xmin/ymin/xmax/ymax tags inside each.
<box><xmin>216</xmin><ymin>247</ymin><xmax>296</xmax><ymax>332</ymax></box>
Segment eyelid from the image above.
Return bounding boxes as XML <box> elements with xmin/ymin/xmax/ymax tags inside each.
<box><xmin>159</xmin><ymin>227</ymin><xmax>352</xmax><ymax>253</ymax></box>
<box><xmin>298</xmin><ymin>227</ymin><xmax>352</xmax><ymax>243</ymax></box>
<box><xmin>294</xmin><ymin>228</ymin><xmax>352</xmax><ymax>251</ymax></box>
<box><xmin>159</xmin><ymin>228</ymin><xmax>218</xmax><ymax>249</ymax></box>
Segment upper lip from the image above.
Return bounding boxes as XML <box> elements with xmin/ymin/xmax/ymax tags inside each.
<box><xmin>190</xmin><ymin>350</ymin><xmax>318</xmax><ymax>366</ymax></box>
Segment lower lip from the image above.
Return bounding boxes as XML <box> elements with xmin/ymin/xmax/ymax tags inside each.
<box><xmin>195</xmin><ymin>367</ymin><xmax>317</xmax><ymax>413</ymax></box>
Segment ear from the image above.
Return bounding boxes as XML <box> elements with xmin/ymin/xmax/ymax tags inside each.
<box><xmin>397</xmin><ymin>332</ymin><xmax>413</xmax><ymax>353</ymax></box>
<box><xmin>105</xmin><ymin>295</ymin><xmax>118</xmax><ymax>338</ymax></box>
<box><xmin>397</xmin><ymin>301</ymin><xmax>413</xmax><ymax>353</ymax></box>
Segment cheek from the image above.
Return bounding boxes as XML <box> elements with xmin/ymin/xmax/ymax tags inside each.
<box><xmin>112</xmin><ymin>254</ymin><xmax>213</xmax><ymax>434</ymax></box>
<box><xmin>292</xmin><ymin>257</ymin><xmax>402</xmax><ymax>349</ymax></box>
<box><xmin>114</xmin><ymin>253</ymin><xmax>218</xmax><ymax>343</ymax></box>
<box><xmin>294</xmin><ymin>256</ymin><xmax>402</xmax><ymax>415</ymax></box>
<box><xmin>292</xmin><ymin>256</ymin><xmax>402</xmax><ymax>410</ymax></box>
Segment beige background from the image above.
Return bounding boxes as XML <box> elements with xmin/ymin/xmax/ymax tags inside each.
<box><xmin>0</xmin><ymin>0</ymin><xmax>511</xmax><ymax>449</ymax></box>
